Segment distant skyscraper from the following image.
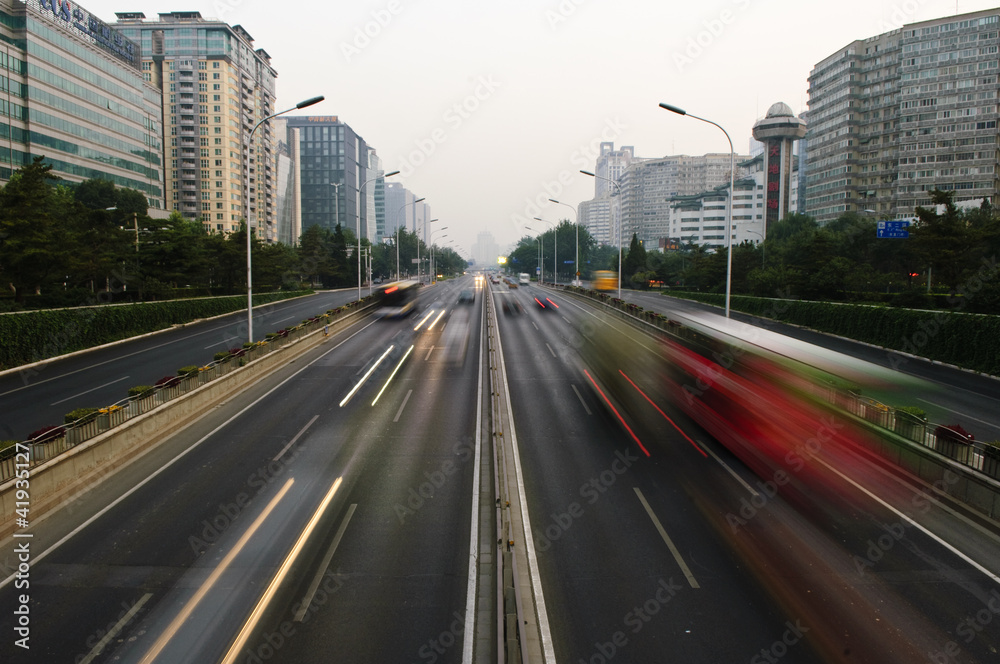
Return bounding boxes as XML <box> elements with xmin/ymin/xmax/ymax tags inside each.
<box><xmin>472</xmin><ymin>231</ymin><xmax>499</xmax><ymax>268</ymax></box>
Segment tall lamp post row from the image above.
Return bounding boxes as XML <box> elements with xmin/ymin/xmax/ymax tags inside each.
<box><xmin>396</xmin><ymin>197</ymin><xmax>425</xmax><ymax>280</ymax></box>
<box><xmin>549</xmin><ymin>198</ymin><xmax>578</xmax><ymax>285</ymax></box>
<box><xmin>356</xmin><ymin>170</ymin><xmax>400</xmax><ymax>300</ymax></box>
<box><xmin>579</xmin><ymin>170</ymin><xmax>622</xmax><ymax>299</ymax></box>
<box><xmin>246</xmin><ymin>94</ymin><xmax>325</xmax><ymax>344</ymax></box>
<box><xmin>532</xmin><ymin>217</ymin><xmax>557</xmax><ymax>285</ymax></box>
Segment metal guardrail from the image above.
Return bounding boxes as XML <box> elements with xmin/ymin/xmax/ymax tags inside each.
<box><xmin>0</xmin><ymin>300</ymin><xmax>373</xmax><ymax>482</ymax></box>
<box><xmin>551</xmin><ymin>283</ymin><xmax>1000</xmax><ymax>484</ymax></box>
<box><xmin>836</xmin><ymin>390</ymin><xmax>1000</xmax><ymax>480</ymax></box>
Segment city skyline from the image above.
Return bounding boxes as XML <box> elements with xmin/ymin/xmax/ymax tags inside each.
<box><xmin>66</xmin><ymin>1</ymin><xmax>1000</xmax><ymax>257</ymax></box>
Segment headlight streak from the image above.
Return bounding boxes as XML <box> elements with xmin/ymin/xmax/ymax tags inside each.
<box><xmin>220</xmin><ymin>477</ymin><xmax>344</xmax><ymax>664</ymax></box>
<box><xmin>339</xmin><ymin>345</ymin><xmax>395</xmax><ymax>407</ymax></box>
<box><xmin>137</xmin><ymin>479</ymin><xmax>295</xmax><ymax>664</ymax></box>
<box><xmin>413</xmin><ymin>309</ymin><xmax>436</xmax><ymax>331</ymax></box>
<box><xmin>427</xmin><ymin>309</ymin><xmax>447</xmax><ymax>330</ymax></box>
<box><xmin>372</xmin><ymin>344</ymin><xmax>415</xmax><ymax>405</ymax></box>
<box><xmin>618</xmin><ymin>370</ymin><xmax>707</xmax><ymax>457</ymax></box>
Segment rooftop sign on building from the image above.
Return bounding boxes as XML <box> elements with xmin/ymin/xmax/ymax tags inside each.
<box><xmin>25</xmin><ymin>0</ymin><xmax>140</xmax><ymax>70</ymax></box>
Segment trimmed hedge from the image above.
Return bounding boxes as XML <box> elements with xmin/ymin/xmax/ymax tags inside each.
<box><xmin>667</xmin><ymin>292</ymin><xmax>1000</xmax><ymax>376</ymax></box>
<box><xmin>0</xmin><ymin>291</ymin><xmax>311</xmax><ymax>370</ymax></box>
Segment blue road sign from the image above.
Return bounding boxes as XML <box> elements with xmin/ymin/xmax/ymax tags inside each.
<box><xmin>877</xmin><ymin>220</ymin><xmax>910</xmax><ymax>238</ymax></box>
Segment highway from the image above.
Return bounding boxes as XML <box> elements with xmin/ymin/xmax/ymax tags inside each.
<box><xmin>0</xmin><ymin>290</ymin><xmax>362</xmax><ymax>443</ymax></box>
<box><xmin>0</xmin><ymin>276</ymin><xmax>999</xmax><ymax>662</ymax></box>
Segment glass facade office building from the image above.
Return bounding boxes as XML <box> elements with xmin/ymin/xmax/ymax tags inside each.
<box><xmin>285</xmin><ymin>115</ymin><xmax>372</xmax><ymax>238</ymax></box>
<box><xmin>0</xmin><ymin>0</ymin><xmax>163</xmax><ymax>206</ymax></box>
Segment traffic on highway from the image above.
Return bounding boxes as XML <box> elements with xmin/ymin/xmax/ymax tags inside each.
<box><xmin>1</xmin><ymin>274</ymin><xmax>999</xmax><ymax>663</ymax></box>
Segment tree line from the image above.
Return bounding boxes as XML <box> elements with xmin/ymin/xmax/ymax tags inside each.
<box><xmin>508</xmin><ymin>190</ymin><xmax>1000</xmax><ymax>313</ymax></box>
<box><xmin>0</xmin><ymin>158</ymin><xmax>466</xmax><ymax>310</ymax></box>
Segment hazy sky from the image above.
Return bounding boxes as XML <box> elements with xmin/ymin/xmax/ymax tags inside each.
<box><xmin>82</xmin><ymin>0</ymin><xmax>998</xmax><ymax>256</ymax></box>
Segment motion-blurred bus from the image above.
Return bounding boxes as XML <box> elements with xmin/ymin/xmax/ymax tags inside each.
<box><xmin>374</xmin><ymin>280</ymin><xmax>420</xmax><ymax>318</ymax></box>
<box><xmin>592</xmin><ymin>270</ymin><xmax>617</xmax><ymax>291</ymax></box>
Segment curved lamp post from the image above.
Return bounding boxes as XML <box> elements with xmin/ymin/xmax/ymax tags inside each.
<box><xmin>357</xmin><ymin>170</ymin><xmax>399</xmax><ymax>299</ymax></box>
<box><xmin>549</xmin><ymin>198</ymin><xmax>578</xmax><ymax>284</ymax></box>
<box><xmin>430</xmin><ymin>226</ymin><xmax>448</xmax><ymax>282</ymax></box>
<box><xmin>579</xmin><ymin>170</ymin><xmax>622</xmax><ymax>298</ymax></box>
<box><xmin>525</xmin><ymin>226</ymin><xmax>543</xmax><ymax>282</ymax></box>
<box><xmin>532</xmin><ymin>217</ymin><xmax>557</xmax><ymax>285</ymax></box>
<box><xmin>417</xmin><ymin>218</ymin><xmax>439</xmax><ymax>284</ymax></box>
<box><xmin>396</xmin><ymin>196</ymin><xmax>425</xmax><ymax>280</ymax></box>
<box><xmin>246</xmin><ymin>94</ymin><xmax>324</xmax><ymax>343</ymax></box>
<box><xmin>659</xmin><ymin>102</ymin><xmax>734</xmax><ymax>318</ymax></box>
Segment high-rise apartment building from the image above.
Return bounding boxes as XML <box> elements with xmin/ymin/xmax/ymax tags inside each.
<box><xmin>618</xmin><ymin>153</ymin><xmax>746</xmax><ymax>248</ymax></box>
<box><xmin>579</xmin><ymin>145</ymin><xmax>744</xmax><ymax>248</ymax></box>
<box><xmin>578</xmin><ymin>197</ymin><xmax>612</xmax><ymax>246</ymax></box>
<box><xmin>0</xmin><ymin>0</ymin><xmax>163</xmax><ymax>206</ymax></box>
<box><xmin>806</xmin><ymin>8</ymin><xmax>1000</xmax><ymax>222</ymax></box>
<box><xmin>113</xmin><ymin>11</ymin><xmax>278</xmax><ymax>236</ymax></box>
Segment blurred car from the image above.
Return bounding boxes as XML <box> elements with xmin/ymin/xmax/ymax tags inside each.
<box><xmin>458</xmin><ymin>289</ymin><xmax>475</xmax><ymax>303</ymax></box>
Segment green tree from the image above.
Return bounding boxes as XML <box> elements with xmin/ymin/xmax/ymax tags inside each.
<box><xmin>910</xmin><ymin>189</ymin><xmax>978</xmax><ymax>295</ymax></box>
<box><xmin>622</xmin><ymin>233</ymin><xmax>648</xmax><ymax>287</ymax></box>
<box><xmin>0</xmin><ymin>158</ymin><xmax>72</xmax><ymax>301</ymax></box>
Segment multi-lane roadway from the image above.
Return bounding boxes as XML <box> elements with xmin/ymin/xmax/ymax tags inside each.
<box><xmin>1</xmin><ymin>276</ymin><xmax>998</xmax><ymax>662</ymax></box>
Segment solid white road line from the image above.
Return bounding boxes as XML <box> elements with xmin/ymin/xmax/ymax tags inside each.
<box><xmin>462</xmin><ymin>301</ymin><xmax>486</xmax><ymax>664</ymax></box>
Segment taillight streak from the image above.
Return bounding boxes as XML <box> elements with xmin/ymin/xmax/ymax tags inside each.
<box><xmin>584</xmin><ymin>369</ymin><xmax>650</xmax><ymax>457</ymax></box>
<box><xmin>619</xmin><ymin>370</ymin><xmax>707</xmax><ymax>457</ymax></box>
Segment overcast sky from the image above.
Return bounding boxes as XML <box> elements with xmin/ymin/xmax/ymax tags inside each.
<box><xmin>83</xmin><ymin>0</ymin><xmax>998</xmax><ymax>257</ymax></box>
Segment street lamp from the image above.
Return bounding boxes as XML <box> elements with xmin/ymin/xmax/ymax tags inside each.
<box><xmin>533</xmin><ymin>217</ymin><xmax>557</xmax><ymax>285</ymax></box>
<box><xmin>417</xmin><ymin>218</ymin><xmax>439</xmax><ymax>284</ymax></box>
<box><xmin>246</xmin><ymin>94</ymin><xmax>324</xmax><ymax>343</ymax></box>
<box><xmin>525</xmin><ymin>226</ymin><xmax>543</xmax><ymax>283</ymax></box>
<box><xmin>357</xmin><ymin>170</ymin><xmax>399</xmax><ymax>300</ymax></box>
<box><xmin>105</xmin><ymin>206</ymin><xmax>139</xmax><ymax>253</ymax></box>
<box><xmin>579</xmin><ymin>170</ymin><xmax>623</xmax><ymax>298</ymax></box>
<box><xmin>659</xmin><ymin>102</ymin><xmax>734</xmax><ymax>318</ymax></box>
<box><xmin>549</xmin><ymin>198</ymin><xmax>578</xmax><ymax>285</ymax></box>
<box><xmin>106</xmin><ymin>206</ymin><xmax>140</xmax><ymax>297</ymax></box>
<box><xmin>396</xmin><ymin>196</ymin><xmax>425</xmax><ymax>280</ymax></box>
<box><xmin>430</xmin><ymin>226</ymin><xmax>448</xmax><ymax>282</ymax></box>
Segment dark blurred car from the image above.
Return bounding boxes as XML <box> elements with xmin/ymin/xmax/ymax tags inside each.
<box><xmin>458</xmin><ymin>289</ymin><xmax>475</xmax><ymax>303</ymax></box>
